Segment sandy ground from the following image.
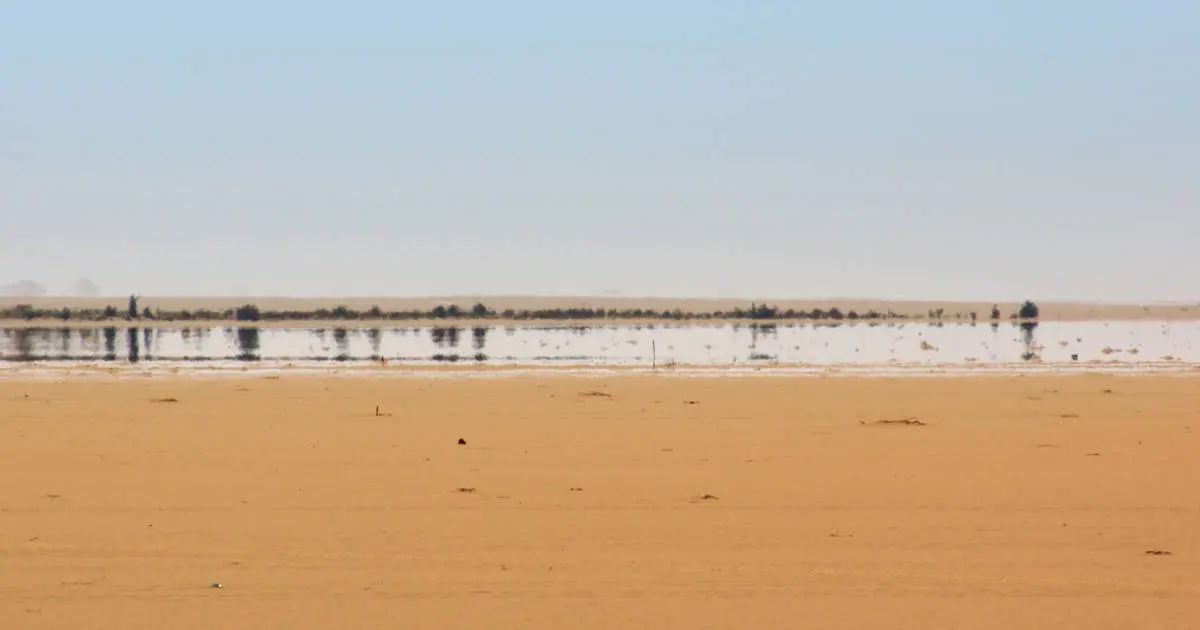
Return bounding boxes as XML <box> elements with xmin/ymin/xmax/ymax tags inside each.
<box><xmin>1</xmin><ymin>374</ymin><xmax>1198</xmax><ymax>629</ymax></box>
<box><xmin>3</xmin><ymin>295</ymin><xmax>1199</xmax><ymax>325</ymax></box>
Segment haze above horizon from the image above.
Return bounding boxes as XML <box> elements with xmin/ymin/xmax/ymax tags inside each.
<box><xmin>2</xmin><ymin>1</ymin><xmax>1196</xmax><ymax>302</ymax></box>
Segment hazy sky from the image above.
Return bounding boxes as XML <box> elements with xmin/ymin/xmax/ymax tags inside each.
<box><xmin>2</xmin><ymin>1</ymin><xmax>1197</xmax><ymax>301</ymax></box>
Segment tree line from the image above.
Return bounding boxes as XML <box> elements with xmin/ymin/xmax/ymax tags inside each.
<box><xmin>0</xmin><ymin>297</ymin><xmax>1041</xmax><ymax>323</ymax></box>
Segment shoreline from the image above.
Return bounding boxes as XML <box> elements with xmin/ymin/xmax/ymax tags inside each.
<box><xmin>1</xmin><ymin>296</ymin><xmax>1197</xmax><ymax>326</ymax></box>
<box><xmin>4</xmin><ymin>361</ymin><xmax>1199</xmax><ymax>381</ymax></box>
<box><xmin>0</xmin><ymin>313</ymin><xmax>1197</xmax><ymax>329</ymax></box>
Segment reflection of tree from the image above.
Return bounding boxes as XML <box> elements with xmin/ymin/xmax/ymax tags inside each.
<box><xmin>143</xmin><ymin>328</ymin><xmax>154</xmax><ymax>359</ymax></box>
<box><xmin>103</xmin><ymin>327</ymin><xmax>118</xmax><ymax>361</ymax></box>
<box><xmin>127</xmin><ymin>327</ymin><xmax>140</xmax><ymax>363</ymax></box>
<box><xmin>749</xmin><ymin>323</ymin><xmax>777</xmax><ymax>348</ymax></box>
<box><xmin>472</xmin><ymin>327</ymin><xmax>489</xmax><ymax>351</ymax></box>
<box><xmin>366</xmin><ymin>328</ymin><xmax>382</xmax><ymax>357</ymax></box>
<box><xmin>10</xmin><ymin>328</ymin><xmax>33</xmax><ymax>361</ymax></box>
<box><xmin>236</xmin><ymin>327</ymin><xmax>261</xmax><ymax>361</ymax></box>
<box><xmin>332</xmin><ymin>328</ymin><xmax>350</xmax><ymax>359</ymax></box>
<box><xmin>78</xmin><ymin>328</ymin><xmax>96</xmax><ymax>354</ymax></box>
<box><xmin>430</xmin><ymin>327</ymin><xmax>462</xmax><ymax>348</ymax></box>
<box><xmin>1019</xmin><ymin>322</ymin><xmax>1039</xmax><ymax>361</ymax></box>
<box><xmin>59</xmin><ymin>328</ymin><xmax>72</xmax><ymax>356</ymax></box>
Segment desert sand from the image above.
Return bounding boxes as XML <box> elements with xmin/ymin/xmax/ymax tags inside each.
<box><xmin>2</xmin><ymin>374</ymin><xmax>1198</xmax><ymax>628</ymax></box>
<box><xmin>3</xmin><ymin>295</ymin><xmax>1199</xmax><ymax>325</ymax></box>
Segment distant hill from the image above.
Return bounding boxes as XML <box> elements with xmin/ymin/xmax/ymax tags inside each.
<box><xmin>70</xmin><ymin>278</ymin><xmax>102</xmax><ymax>297</ymax></box>
<box><xmin>0</xmin><ymin>280</ymin><xmax>48</xmax><ymax>297</ymax></box>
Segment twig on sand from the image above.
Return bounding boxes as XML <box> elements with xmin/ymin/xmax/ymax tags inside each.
<box><xmin>150</xmin><ymin>397</ymin><xmax>179</xmax><ymax>404</ymax></box>
<box><xmin>861</xmin><ymin>417</ymin><xmax>926</xmax><ymax>426</ymax></box>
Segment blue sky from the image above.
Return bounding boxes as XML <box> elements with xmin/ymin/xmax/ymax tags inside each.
<box><xmin>2</xmin><ymin>1</ymin><xmax>1196</xmax><ymax>300</ymax></box>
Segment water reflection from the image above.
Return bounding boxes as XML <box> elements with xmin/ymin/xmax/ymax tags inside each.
<box><xmin>0</xmin><ymin>322</ymin><xmax>1196</xmax><ymax>370</ymax></box>
<box><xmin>103</xmin><ymin>327</ymin><xmax>117</xmax><ymax>361</ymax></box>
<box><xmin>236</xmin><ymin>327</ymin><xmax>260</xmax><ymax>361</ymax></box>
<box><xmin>367</xmin><ymin>328</ymin><xmax>382</xmax><ymax>357</ymax></box>
<box><xmin>430</xmin><ymin>327</ymin><xmax>461</xmax><ymax>348</ymax></box>
<box><xmin>332</xmin><ymin>327</ymin><xmax>350</xmax><ymax>360</ymax></box>
<box><xmin>1020</xmin><ymin>322</ymin><xmax>1039</xmax><ymax>361</ymax></box>
<box><xmin>127</xmin><ymin>327</ymin><xmax>140</xmax><ymax>363</ymax></box>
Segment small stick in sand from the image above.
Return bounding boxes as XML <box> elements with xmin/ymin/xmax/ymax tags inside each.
<box><xmin>862</xmin><ymin>417</ymin><xmax>926</xmax><ymax>426</ymax></box>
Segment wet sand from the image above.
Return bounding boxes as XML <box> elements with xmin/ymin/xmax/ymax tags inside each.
<box><xmin>2</xmin><ymin>374</ymin><xmax>1198</xmax><ymax>628</ymax></box>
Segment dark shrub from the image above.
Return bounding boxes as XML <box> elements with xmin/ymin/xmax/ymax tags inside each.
<box><xmin>235</xmin><ymin>304</ymin><xmax>261</xmax><ymax>322</ymax></box>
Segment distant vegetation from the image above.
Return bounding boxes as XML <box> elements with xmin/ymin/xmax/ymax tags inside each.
<box><xmin>0</xmin><ymin>299</ymin><xmax>1043</xmax><ymax>324</ymax></box>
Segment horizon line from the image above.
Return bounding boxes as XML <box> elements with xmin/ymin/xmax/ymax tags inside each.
<box><xmin>3</xmin><ymin>294</ymin><xmax>1197</xmax><ymax>307</ymax></box>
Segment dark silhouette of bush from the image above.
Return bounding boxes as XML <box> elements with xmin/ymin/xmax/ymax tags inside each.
<box><xmin>8</xmin><ymin>299</ymin><xmax>924</xmax><ymax>324</ymax></box>
<box><xmin>235</xmin><ymin>304</ymin><xmax>261</xmax><ymax>322</ymax></box>
<box><xmin>990</xmin><ymin>304</ymin><xmax>1001</xmax><ymax>320</ymax></box>
<box><xmin>747</xmin><ymin>303</ymin><xmax>778</xmax><ymax>320</ymax></box>
<box><xmin>9</xmin><ymin>304</ymin><xmax>35</xmax><ymax>320</ymax></box>
<box><xmin>1018</xmin><ymin>300</ymin><xmax>1039</xmax><ymax>320</ymax></box>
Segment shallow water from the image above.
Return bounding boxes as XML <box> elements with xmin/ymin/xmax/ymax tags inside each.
<box><xmin>1</xmin><ymin>321</ymin><xmax>1196</xmax><ymax>375</ymax></box>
